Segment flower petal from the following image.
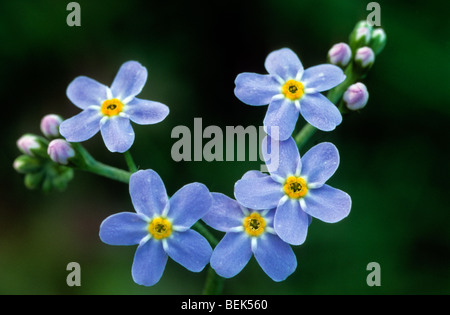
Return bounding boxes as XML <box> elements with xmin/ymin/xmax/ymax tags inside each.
<box><xmin>303</xmin><ymin>184</ymin><xmax>351</xmax><ymax>223</ymax></box>
<box><xmin>241</xmin><ymin>170</ymin><xmax>266</xmax><ymax>180</ymax></box>
<box><xmin>301</xmin><ymin>64</ymin><xmax>346</xmax><ymax>92</ymax></box>
<box><xmin>66</xmin><ymin>76</ymin><xmax>109</xmax><ymax>109</ymax></box>
<box><xmin>234</xmin><ymin>174</ymin><xmax>283</xmax><ymax>210</ymax></box>
<box><xmin>111</xmin><ymin>61</ymin><xmax>148</xmax><ymax>101</ymax></box>
<box><xmin>301</xmin><ymin>142</ymin><xmax>339</xmax><ymax>186</ymax></box>
<box><xmin>165</xmin><ymin>229</ymin><xmax>212</xmax><ymax>272</ymax></box>
<box><xmin>100</xmin><ymin>116</ymin><xmax>135</xmax><ymax>153</ymax></box>
<box><xmin>254</xmin><ymin>233</ymin><xmax>297</xmax><ymax>281</ymax></box>
<box><xmin>129</xmin><ymin>169</ymin><xmax>169</xmax><ymax>218</ymax></box>
<box><xmin>125</xmin><ymin>98</ymin><xmax>169</xmax><ymax>125</ymax></box>
<box><xmin>168</xmin><ymin>183</ymin><xmax>212</xmax><ymax>228</ymax></box>
<box><xmin>59</xmin><ymin>107</ymin><xmax>102</xmax><ymax>142</ymax></box>
<box><xmin>274</xmin><ymin>199</ymin><xmax>309</xmax><ymax>245</ymax></box>
<box><xmin>263</xmin><ymin>97</ymin><xmax>299</xmax><ymax>141</ymax></box>
<box><xmin>202</xmin><ymin>193</ymin><xmax>244</xmax><ymax>232</ymax></box>
<box><xmin>234</xmin><ymin>73</ymin><xmax>281</xmax><ymax>106</ymax></box>
<box><xmin>210</xmin><ymin>232</ymin><xmax>252</xmax><ymax>278</ymax></box>
<box><xmin>299</xmin><ymin>92</ymin><xmax>342</xmax><ymax>132</ymax></box>
<box><xmin>264</xmin><ymin>48</ymin><xmax>303</xmax><ymax>80</ymax></box>
<box><xmin>132</xmin><ymin>239</ymin><xmax>167</xmax><ymax>286</ymax></box>
<box><xmin>99</xmin><ymin>212</ymin><xmax>148</xmax><ymax>245</ymax></box>
<box><xmin>262</xmin><ymin>135</ymin><xmax>300</xmax><ymax>180</ymax></box>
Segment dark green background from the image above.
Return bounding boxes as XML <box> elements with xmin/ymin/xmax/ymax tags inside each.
<box><xmin>1</xmin><ymin>0</ymin><xmax>449</xmax><ymax>294</ymax></box>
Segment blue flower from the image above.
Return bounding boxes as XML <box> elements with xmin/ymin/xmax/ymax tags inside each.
<box><xmin>234</xmin><ymin>136</ymin><xmax>351</xmax><ymax>245</ymax></box>
<box><xmin>202</xmin><ymin>191</ymin><xmax>297</xmax><ymax>281</ymax></box>
<box><xmin>99</xmin><ymin>169</ymin><xmax>213</xmax><ymax>286</ymax></box>
<box><xmin>234</xmin><ymin>48</ymin><xmax>345</xmax><ymax>140</ymax></box>
<box><xmin>60</xmin><ymin>61</ymin><xmax>169</xmax><ymax>153</ymax></box>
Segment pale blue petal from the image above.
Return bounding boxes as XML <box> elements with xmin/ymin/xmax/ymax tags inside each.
<box><xmin>301</xmin><ymin>64</ymin><xmax>346</xmax><ymax>92</ymax></box>
<box><xmin>59</xmin><ymin>107</ymin><xmax>102</xmax><ymax>142</ymax></box>
<box><xmin>301</xmin><ymin>142</ymin><xmax>339</xmax><ymax>186</ymax></box>
<box><xmin>100</xmin><ymin>116</ymin><xmax>135</xmax><ymax>153</ymax></box>
<box><xmin>262</xmin><ymin>136</ymin><xmax>300</xmax><ymax>179</ymax></box>
<box><xmin>254</xmin><ymin>233</ymin><xmax>297</xmax><ymax>281</ymax></box>
<box><xmin>66</xmin><ymin>76</ymin><xmax>108</xmax><ymax>109</ymax></box>
<box><xmin>165</xmin><ymin>229</ymin><xmax>212</xmax><ymax>272</ymax></box>
<box><xmin>299</xmin><ymin>93</ymin><xmax>342</xmax><ymax>132</ymax></box>
<box><xmin>274</xmin><ymin>199</ymin><xmax>309</xmax><ymax>245</ymax></box>
<box><xmin>263</xmin><ymin>97</ymin><xmax>299</xmax><ymax>141</ymax></box>
<box><xmin>303</xmin><ymin>185</ymin><xmax>351</xmax><ymax>223</ymax></box>
<box><xmin>241</xmin><ymin>170</ymin><xmax>266</xmax><ymax>180</ymax></box>
<box><xmin>125</xmin><ymin>98</ymin><xmax>169</xmax><ymax>125</ymax></box>
<box><xmin>132</xmin><ymin>239</ymin><xmax>167</xmax><ymax>286</ymax></box>
<box><xmin>234</xmin><ymin>73</ymin><xmax>281</xmax><ymax>106</ymax></box>
<box><xmin>99</xmin><ymin>212</ymin><xmax>148</xmax><ymax>245</ymax></box>
<box><xmin>234</xmin><ymin>174</ymin><xmax>283</xmax><ymax>210</ymax></box>
<box><xmin>264</xmin><ymin>48</ymin><xmax>303</xmax><ymax>80</ymax></box>
<box><xmin>210</xmin><ymin>232</ymin><xmax>252</xmax><ymax>278</ymax></box>
<box><xmin>111</xmin><ymin>61</ymin><xmax>148</xmax><ymax>100</ymax></box>
<box><xmin>129</xmin><ymin>169</ymin><xmax>169</xmax><ymax>217</ymax></box>
<box><xmin>202</xmin><ymin>193</ymin><xmax>244</xmax><ymax>232</ymax></box>
<box><xmin>168</xmin><ymin>183</ymin><xmax>212</xmax><ymax>228</ymax></box>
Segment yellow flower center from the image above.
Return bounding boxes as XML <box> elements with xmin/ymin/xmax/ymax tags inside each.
<box><xmin>284</xmin><ymin>176</ymin><xmax>308</xmax><ymax>199</ymax></box>
<box><xmin>243</xmin><ymin>212</ymin><xmax>266</xmax><ymax>237</ymax></box>
<box><xmin>282</xmin><ymin>79</ymin><xmax>304</xmax><ymax>100</ymax></box>
<box><xmin>101</xmin><ymin>98</ymin><xmax>124</xmax><ymax>117</ymax></box>
<box><xmin>148</xmin><ymin>217</ymin><xmax>172</xmax><ymax>240</ymax></box>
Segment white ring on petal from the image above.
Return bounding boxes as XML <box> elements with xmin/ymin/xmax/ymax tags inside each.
<box><xmin>251</xmin><ymin>237</ymin><xmax>258</xmax><ymax>252</ymax></box>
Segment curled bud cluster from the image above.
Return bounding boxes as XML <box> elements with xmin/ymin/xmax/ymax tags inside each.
<box><xmin>13</xmin><ymin>114</ymin><xmax>75</xmax><ymax>192</ymax></box>
<box><xmin>326</xmin><ymin>20</ymin><xmax>385</xmax><ymax>113</ymax></box>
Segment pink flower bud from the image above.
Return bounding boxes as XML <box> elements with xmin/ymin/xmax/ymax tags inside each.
<box><xmin>354</xmin><ymin>47</ymin><xmax>375</xmax><ymax>68</ymax></box>
<box><xmin>48</xmin><ymin>139</ymin><xmax>75</xmax><ymax>165</ymax></box>
<box><xmin>40</xmin><ymin>114</ymin><xmax>63</xmax><ymax>138</ymax></box>
<box><xmin>343</xmin><ymin>82</ymin><xmax>369</xmax><ymax>110</ymax></box>
<box><xmin>328</xmin><ymin>43</ymin><xmax>352</xmax><ymax>67</ymax></box>
<box><xmin>17</xmin><ymin>134</ymin><xmax>41</xmax><ymax>156</ymax></box>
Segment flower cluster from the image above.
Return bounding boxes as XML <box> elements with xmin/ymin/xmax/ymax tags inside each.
<box><xmin>13</xmin><ymin>20</ymin><xmax>385</xmax><ymax>290</ymax></box>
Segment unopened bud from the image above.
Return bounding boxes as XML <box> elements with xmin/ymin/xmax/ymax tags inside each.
<box><xmin>17</xmin><ymin>134</ymin><xmax>48</xmax><ymax>157</ymax></box>
<box><xmin>349</xmin><ymin>21</ymin><xmax>372</xmax><ymax>50</ymax></box>
<box><xmin>13</xmin><ymin>155</ymin><xmax>43</xmax><ymax>174</ymax></box>
<box><xmin>369</xmin><ymin>28</ymin><xmax>387</xmax><ymax>55</ymax></box>
<box><xmin>328</xmin><ymin>43</ymin><xmax>352</xmax><ymax>67</ymax></box>
<box><xmin>354</xmin><ymin>47</ymin><xmax>375</xmax><ymax>69</ymax></box>
<box><xmin>48</xmin><ymin>139</ymin><xmax>75</xmax><ymax>165</ymax></box>
<box><xmin>40</xmin><ymin>114</ymin><xmax>63</xmax><ymax>138</ymax></box>
<box><xmin>343</xmin><ymin>82</ymin><xmax>369</xmax><ymax>110</ymax></box>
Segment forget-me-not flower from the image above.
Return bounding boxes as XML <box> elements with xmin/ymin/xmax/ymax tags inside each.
<box><xmin>202</xmin><ymin>191</ymin><xmax>298</xmax><ymax>281</ymax></box>
<box><xmin>99</xmin><ymin>169</ymin><xmax>213</xmax><ymax>286</ymax></box>
<box><xmin>234</xmin><ymin>48</ymin><xmax>345</xmax><ymax>140</ymax></box>
<box><xmin>60</xmin><ymin>61</ymin><xmax>169</xmax><ymax>153</ymax></box>
<box><xmin>234</xmin><ymin>136</ymin><xmax>351</xmax><ymax>245</ymax></box>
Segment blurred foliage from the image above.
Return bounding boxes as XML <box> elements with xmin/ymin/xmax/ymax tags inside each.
<box><xmin>0</xmin><ymin>0</ymin><xmax>449</xmax><ymax>294</ymax></box>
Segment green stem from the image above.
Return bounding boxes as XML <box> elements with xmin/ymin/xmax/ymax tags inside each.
<box><xmin>193</xmin><ymin>221</ymin><xmax>219</xmax><ymax>247</ymax></box>
<box><xmin>82</xmin><ymin>160</ymin><xmax>131</xmax><ymax>184</ymax></box>
<box><xmin>123</xmin><ymin>150</ymin><xmax>138</xmax><ymax>173</ymax></box>
<box><xmin>202</xmin><ymin>267</ymin><xmax>225</xmax><ymax>295</ymax></box>
<box><xmin>71</xmin><ymin>143</ymin><xmax>132</xmax><ymax>183</ymax></box>
<box><xmin>294</xmin><ymin>123</ymin><xmax>316</xmax><ymax>151</ymax></box>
